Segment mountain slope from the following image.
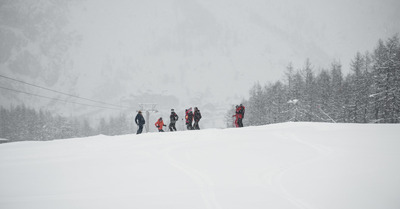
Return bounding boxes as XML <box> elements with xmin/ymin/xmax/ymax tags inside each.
<box><xmin>1</xmin><ymin>122</ymin><xmax>399</xmax><ymax>209</ymax></box>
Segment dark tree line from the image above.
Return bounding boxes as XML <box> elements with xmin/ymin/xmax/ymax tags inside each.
<box><xmin>239</xmin><ymin>34</ymin><xmax>400</xmax><ymax>126</ymax></box>
<box><xmin>0</xmin><ymin>105</ymin><xmax>135</xmax><ymax>142</ymax></box>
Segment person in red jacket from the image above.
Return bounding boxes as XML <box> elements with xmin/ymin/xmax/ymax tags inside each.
<box><xmin>185</xmin><ymin>108</ymin><xmax>194</xmax><ymax>130</ymax></box>
<box><xmin>233</xmin><ymin>104</ymin><xmax>245</xmax><ymax>128</ymax></box>
<box><xmin>232</xmin><ymin>105</ymin><xmax>239</xmax><ymax>127</ymax></box>
<box><xmin>155</xmin><ymin>117</ymin><xmax>166</xmax><ymax>132</ymax></box>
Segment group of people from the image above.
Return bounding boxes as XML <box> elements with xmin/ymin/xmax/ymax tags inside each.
<box><xmin>134</xmin><ymin>104</ymin><xmax>244</xmax><ymax>134</ymax></box>
<box><xmin>185</xmin><ymin>107</ymin><xmax>202</xmax><ymax>130</ymax></box>
<box><xmin>154</xmin><ymin>109</ymin><xmax>180</xmax><ymax>132</ymax></box>
<box><xmin>134</xmin><ymin>107</ymin><xmax>202</xmax><ymax>134</ymax></box>
<box><xmin>233</xmin><ymin>104</ymin><xmax>245</xmax><ymax>127</ymax></box>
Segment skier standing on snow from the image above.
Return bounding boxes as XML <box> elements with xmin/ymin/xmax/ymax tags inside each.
<box><xmin>169</xmin><ymin>109</ymin><xmax>179</xmax><ymax>131</ymax></box>
<box><xmin>193</xmin><ymin>107</ymin><xmax>202</xmax><ymax>130</ymax></box>
<box><xmin>135</xmin><ymin>111</ymin><xmax>145</xmax><ymax>134</ymax></box>
<box><xmin>237</xmin><ymin>104</ymin><xmax>245</xmax><ymax>127</ymax></box>
<box><xmin>185</xmin><ymin>108</ymin><xmax>194</xmax><ymax>130</ymax></box>
<box><xmin>232</xmin><ymin>105</ymin><xmax>239</xmax><ymax>127</ymax></box>
<box><xmin>155</xmin><ymin>117</ymin><xmax>166</xmax><ymax>132</ymax></box>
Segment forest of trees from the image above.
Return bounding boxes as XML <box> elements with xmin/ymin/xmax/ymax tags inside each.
<box><xmin>237</xmin><ymin>34</ymin><xmax>400</xmax><ymax>126</ymax></box>
<box><xmin>0</xmin><ymin>105</ymin><xmax>134</xmax><ymax>142</ymax></box>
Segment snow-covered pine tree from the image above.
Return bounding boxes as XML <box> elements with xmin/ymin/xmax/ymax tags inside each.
<box><xmin>371</xmin><ymin>35</ymin><xmax>400</xmax><ymax>123</ymax></box>
<box><xmin>267</xmin><ymin>81</ymin><xmax>288</xmax><ymax>123</ymax></box>
<box><xmin>347</xmin><ymin>52</ymin><xmax>374</xmax><ymax>123</ymax></box>
<box><xmin>348</xmin><ymin>52</ymin><xmax>365</xmax><ymax>122</ymax></box>
<box><xmin>330</xmin><ymin>61</ymin><xmax>344</xmax><ymax>122</ymax></box>
<box><xmin>248</xmin><ymin>82</ymin><xmax>267</xmax><ymax>126</ymax></box>
<box><xmin>315</xmin><ymin>69</ymin><xmax>334</xmax><ymax>121</ymax></box>
<box><xmin>363</xmin><ymin>52</ymin><xmax>374</xmax><ymax>122</ymax></box>
<box><xmin>285</xmin><ymin>63</ymin><xmax>295</xmax><ymax>100</ymax></box>
<box><xmin>302</xmin><ymin>59</ymin><xmax>317</xmax><ymax>121</ymax></box>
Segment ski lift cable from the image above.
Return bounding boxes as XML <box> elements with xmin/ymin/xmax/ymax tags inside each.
<box><xmin>0</xmin><ymin>85</ymin><xmax>124</xmax><ymax>111</ymax></box>
<box><xmin>0</xmin><ymin>74</ymin><xmax>131</xmax><ymax>109</ymax></box>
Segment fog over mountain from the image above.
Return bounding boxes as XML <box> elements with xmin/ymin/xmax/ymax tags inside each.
<box><xmin>1</xmin><ymin>0</ymin><xmax>399</xmax><ymax>127</ymax></box>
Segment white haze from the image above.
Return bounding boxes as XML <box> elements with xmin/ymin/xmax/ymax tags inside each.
<box><xmin>68</xmin><ymin>0</ymin><xmax>400</xmax><ymax>100</ymax></box>
<box><xmin>1</xmin><ymin>0</ymin><xmax>400</xmax><ymax>127</ymax></box>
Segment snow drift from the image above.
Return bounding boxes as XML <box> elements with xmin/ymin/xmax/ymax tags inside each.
<box><xmin>0</xmin><ymin>122</ymin><xmax>399</xmax><ymax>209</ymax></box>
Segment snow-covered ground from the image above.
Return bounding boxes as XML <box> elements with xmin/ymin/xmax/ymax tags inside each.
<box><xmin>0</xmin><ymin>122</ymin><xmax>399</xmax><ymax>209</ymax></box>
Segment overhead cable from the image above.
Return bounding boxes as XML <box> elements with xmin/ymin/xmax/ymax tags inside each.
<box><xmin>0</xmin><ymin>74</ymin><xmax>131</xmax><ymax>109</ymax></box>
<box><xmin>0</xmin><ymin>86</ymin><xmax>124</xmax><ymax>111</ymax></box>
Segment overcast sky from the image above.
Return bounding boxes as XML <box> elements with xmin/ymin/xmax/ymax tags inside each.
<box><xmin>1</xmin><ymin>0</ymin><xmax>399</xmax><ymax>116</ymax></box>
<box><xmin>65</xmin><ymin>0</ymin><xmax>400</xmax><ymax>106</ymax></box>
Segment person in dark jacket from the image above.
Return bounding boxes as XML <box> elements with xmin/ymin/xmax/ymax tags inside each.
<box><xmin>135</xmin><ymin>111</ymin><xmax>145</xmax><ymax>134</ymax></box>
<box><xmin>169</xmin><ymin>109</ymin><xmax>179</xmax><ymax>131</ymax></box>
<box><xmin>185</xmin><ymin>108</ymin><xmax>194</xmax><ymax>130</ymax></box>
<box><xmin>193</xmin><ymin>107</ymin><xmax>202</xmax><ymax>130</ymax></box>
<box><xmin>237</xmin><ymin>104</ymin><xmax>245</xmax><ymax>127</ymax></box>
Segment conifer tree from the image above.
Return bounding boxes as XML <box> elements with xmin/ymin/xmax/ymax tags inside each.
<box><xmin>371</xmin><ymin>35</ymin><xmax>400</xmax><ymax>123</ymax></box>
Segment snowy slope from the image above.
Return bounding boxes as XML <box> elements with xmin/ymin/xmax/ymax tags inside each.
<box><xmin>0</xmin><ymin>122</ymin><xmax>399</xmax><ymax>209</ymax></box>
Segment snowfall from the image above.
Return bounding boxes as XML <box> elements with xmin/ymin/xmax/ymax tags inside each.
<box><xmin>0</xmin><ymin>122</ymin><xmax>399</xmax><ymax>209</ymax></box>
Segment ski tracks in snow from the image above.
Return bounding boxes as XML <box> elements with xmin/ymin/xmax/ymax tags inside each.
<box><xmin>161</xmin><ymin>138</ymin><xmax>223</xmax><ymax>209</ymax></box>
<box><xmin>264</xmin><ymin>132</ymin><xmax>334</xmax><ymax>209</ymax></box>
<box><xmin>132</xmin><ymin>130</ymin><xmax>334</xmax><ymax>209</ymax></box>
